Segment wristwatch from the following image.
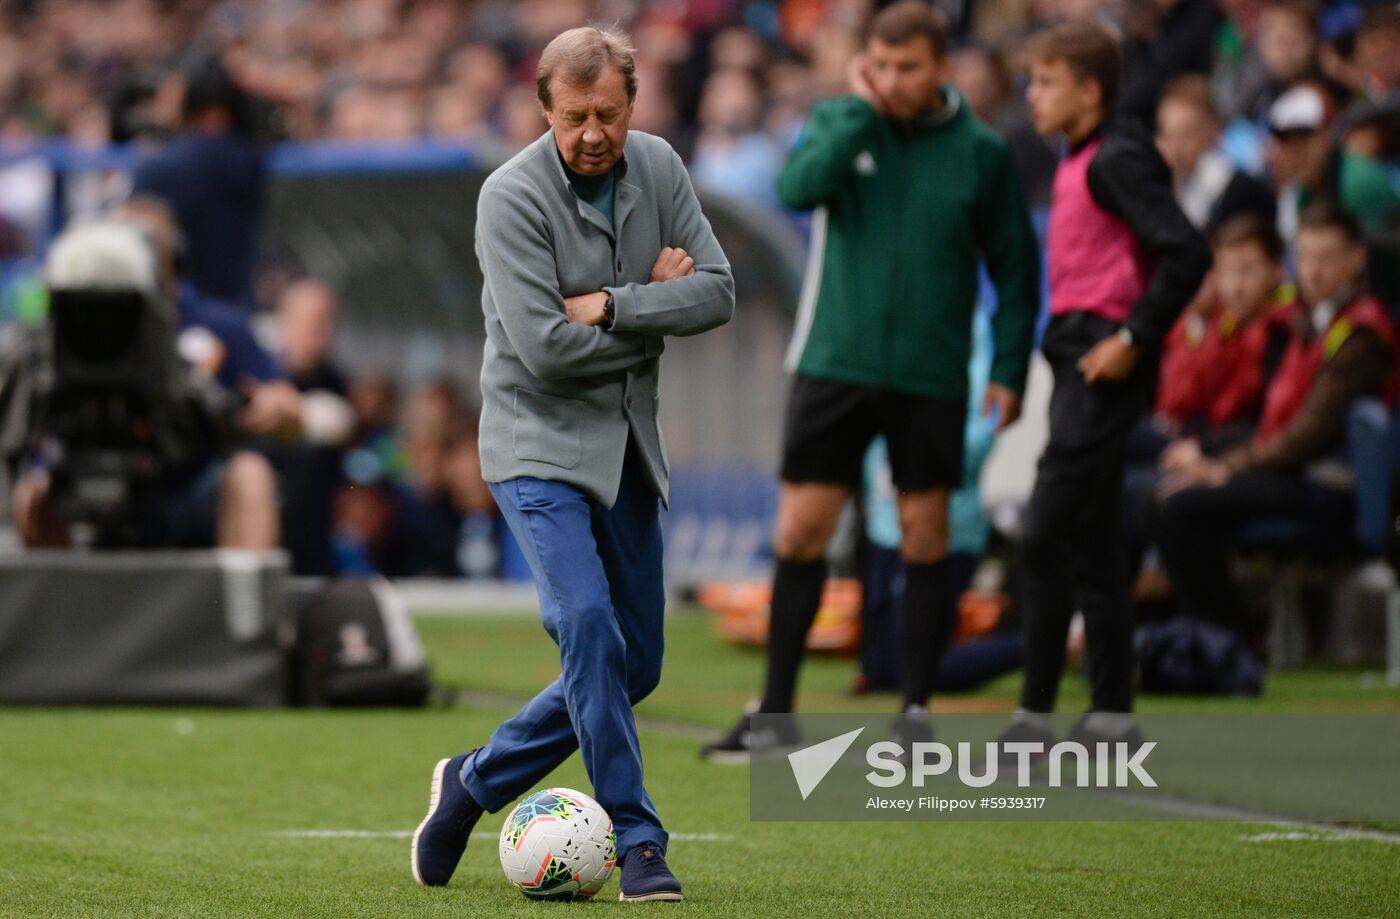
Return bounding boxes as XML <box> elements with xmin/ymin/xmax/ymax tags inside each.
<box><xmin>1117</xmin><ymin>326</ymin><xmax>1136</xmax><ymax>350</ymax></box>
<box><xmin>602</xmin><ymin>291</ymin><xmax>616</xmax><ymax>329</ymax></box>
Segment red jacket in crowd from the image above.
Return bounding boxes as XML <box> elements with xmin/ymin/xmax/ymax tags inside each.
<box><xmin>1157</xmin><ymin>285</ymin><xmax>1300</xmax><ymax>431</ymax></box>
<box><xmin>1257</xmin><ymin>293</ymin><xmax>1398</xmax><ymax>444</ymax></box>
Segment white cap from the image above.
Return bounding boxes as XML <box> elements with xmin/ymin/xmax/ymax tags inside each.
<box><xmin>1269</xmin><ymin>85</ymin><xmax>1327</xmax><ymax>133</ymax></box>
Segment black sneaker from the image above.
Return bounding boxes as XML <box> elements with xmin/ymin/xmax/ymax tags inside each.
<box><xmin>411</xmin><ymin>751</ymin><xmax>484</xmax><ymax>887</ymax></box>
<box><xmin>995</xmin><ymin>717</ymin><xmax>1056</xmax><ymax>767</ymax></box>
<box><xmin>618</xmin><ymin>841</ymin><xmax>683</xmax><ymax>902</ymax></box>
<box><xmin>699</xmin><ymin>710</ymin><xmax>800</xmax><ymax>764</ymax></box>
<box><xmin>890</xmin><ymin>706</ymin><xmax>934</xmax><ymax>765</ymax></box>
<box><xmin>1065</xmin><ymin>715</ymin><xmax>1147</xmax><ymax>760</ymax></box>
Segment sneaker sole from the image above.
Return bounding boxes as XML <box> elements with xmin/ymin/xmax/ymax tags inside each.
<box><xmin>410</xmin><ymin>757</ymin><xmax>450</xmax><ymax>887</ymax></box>
<box><xmin>699</xmin><ymin>747</ymin><xmax>749</xmax><ymax>765</ymax></box>
<box><xmin>619</xmin><ymin>891</ymin><xmax>685</xmax><ymax>902</ymax></box>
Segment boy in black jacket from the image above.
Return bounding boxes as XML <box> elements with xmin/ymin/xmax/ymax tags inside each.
<box><xmin>1009</xmin><ymin>21</ymin><xmax>1211</xmax><ymax>747</ymax></box>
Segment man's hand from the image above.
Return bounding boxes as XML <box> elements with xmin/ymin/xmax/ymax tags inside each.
<box><xmin>1156</xmin><ymin>456</ymin><xmax>1230</xmax><ymax>499</ymax></box>
<box><xmin>566</xmin><ymin>247</ymin><xmax>695</xmax><ymax>328</ymax></box>
<box><xmin>564</xmin><ymin>291</ymin><xmax>610</xmax><ymax>326</ymax></box>
<box><xmin>1078</xmin><ymin>332</ymin><xmax>1138</xmax><ymax>384</ymax></box>
<box><xmin>1160</xmin><ymin>437</ymin><xmax>1202</xmax><ymax>472</ymax></box>
<box><xmin>982</xmin><ymin>383</ymin><xmax>1023</xmax><ymax>433</ymax></box>
<box><xmin>240</xmin><ymin>379</ymin><xmax>303</xmax><ymax>438</ymax></box>
<box><xmin>846</xmin><ymin>53</ymin><xmax>889</xmax><ymax>116</ymax></box>
<box><xmin>650</xmin><ymin>247</ymin><xmax>695</xmax><ymax>282</ymax></box>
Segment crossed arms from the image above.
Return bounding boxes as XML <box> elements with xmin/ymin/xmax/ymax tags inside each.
<box><xmin>562</xmin><ymin>247</ymin><xmax>698</xmax><ymax>327</ymax></box>
<box><xmin>476</xmin><ymin>150</ymin><xmax>734</xmax><ymax>383</ymax></box>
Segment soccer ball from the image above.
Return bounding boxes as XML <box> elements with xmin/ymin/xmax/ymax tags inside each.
<box><xmin>499</xmin><ymin>787</ymin><xmax>616</xmax><ymax>899</ymax></box>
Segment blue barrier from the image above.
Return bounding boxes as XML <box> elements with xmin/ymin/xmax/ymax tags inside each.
<box><xmin>0</xmin><ymin>138</ymin><xmax>479</xmax><ymax>175</ymax></box>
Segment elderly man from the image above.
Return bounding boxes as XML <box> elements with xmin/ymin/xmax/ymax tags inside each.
<box><xmin>411</xmin><ymin>26</ymin><xmax>733</xmax><ymax>902</ymax></box>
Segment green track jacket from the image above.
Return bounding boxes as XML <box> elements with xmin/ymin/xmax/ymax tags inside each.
<box><xmin>779</xmin><ymin>90</ymin><xmax>1040</xmax><ymax>398</ymax></box>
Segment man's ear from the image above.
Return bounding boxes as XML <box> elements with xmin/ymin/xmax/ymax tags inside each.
<box><xmin>540</xmin><ymin>102</ymin><xmax>553</xmax><ymax>127</ymax></box>
<box><xmin>1079</xmin><ymin>77</ymin><xmax>1103</xmax><ymax>117</ymax></box>
<box><xmin>1347</xmin><ymin>243</ymin><xmax>1369</xmax><ymax>281</ymax></box>
<box><xmin>932</xmin><ymin>55</ymin><xmax>951</xmax><ymax>85</ymax></box>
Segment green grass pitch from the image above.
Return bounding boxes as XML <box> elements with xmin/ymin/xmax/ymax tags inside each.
<box><xmin>3</xmin><ymin>608</ymin><xmax>1399</xmax><ymax>917</ymax></box>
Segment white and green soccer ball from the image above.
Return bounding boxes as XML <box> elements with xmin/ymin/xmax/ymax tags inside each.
<box><xmin>498</xmin><ymin>787</ymin><xmax>616</xmax><ymax>899</ymax></box>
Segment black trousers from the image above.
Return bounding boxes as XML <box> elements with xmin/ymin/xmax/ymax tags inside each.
<box><xmin>1150</xmin><ymin>469</ymin><xmax>1347</xmax><ymax>631</ymax></box>
<box><xmin>1019</xmin><ymin>313</ymin><xmax>1156</xmax><ymax>714</ymax></box>
<box><xmin>858</xmin><ymin>548</ymin><xmax>978</xmax><ymax>690</ymax></box>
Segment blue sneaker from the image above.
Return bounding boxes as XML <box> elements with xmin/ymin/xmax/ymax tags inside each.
<box><xmin>618</xmin><ymin>841</ymin><xmax>683</xmax><ymax>902</ymax></box>
<box><xmin>411</xmin><ymin>751</ymin><xmax>484</xmax><ymax>887</ymax></box>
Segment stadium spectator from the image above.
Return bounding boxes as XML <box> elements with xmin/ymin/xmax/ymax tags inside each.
<box><xmin>1123</xmin><ymin>214</ymin><xmax>1297</xmax><ymax>596</ymax></box>
<box><xmin>331</xmin><ymin>474</ymin><xmax>398</xmax><ymax>575</ymax></box>
<box><xmin>396</xmin><ymin>380</ymin><xmax>470</xmax><ymax>575</ymax></box>
<box><xmin>1117</xmin><ymin>0</ymin><xmax>1222</xmax><ymax>127</ymax></box>
<box><xmin>1267</xmin><ymin>80</ymin><xmax>1400</xmax><ymax>303</ymax></box>
<box><xmin>951</xmin><ymin>44</ymin><xmax>1058</xmax><ymax>207</ymax></box>
<box><xmin>442</xmin><ymin>418</ymin><xmax>501</xmax><ymax>580</ymax></box>
<box><xmin>267</xmin><ymin>279</ymin><xmax>356</xmax><ymax>575</ymax></box>
<box><xmin>341</xmin><ymin>374</ymin><xmax>405</xmax><ymax>490</ymax></box>
<box><xmin>691</xmin><ymin>68</ymin><xmax>785</xmax><ymax>208</ymax></box>
<box><xmin>276</xmin><ymin>280</ymin><xmax>347</xmax><ymax>395</ymax></box>
<box><xmin>1320</xmin><ymin>5</ymin><xmax>1400</xmax><ymax>100</ymax></box>
<box><xmin>1151</xmin><ymin>204</ymin><xmax>1397</xmax><ymax>641</ymax></box>
<box><xmin>1156</xmin><ymin>215</ymin><xmax>1297</xmax><ymax>442</ymax></box>
<box><xmin>1009</xmin><ymin>20</ymin><xmax>1210</xmax><ymax>748</ymax></box>
<box><xmin>1270</xmin><ymin>82</ymin><xmax>1360</xmax><ymax>234</ymax></box>
<box><xmin>130</xmin><ymin>52</ymin><xmax>267</xmax><ymax>308</ymax></box>
<box><xmin>1352</xmin><ymin>6</ymin><xmax>1400</xmax><ymax>97</ymax></box>
<box><xmin>1228</xmin><ymin>0</ymin><xmax>1321</xmax><ymax>125</ymax></box>
<box><xmin>1156</xmin><ymin>75</ymin><xmax>1276</xmax><ymax>233</ymax></box>
<box><xmin>331</xmin><ymin>379</ymin><xmax>479</xmax><ymax>579</ymax></box>
<box><xmin>499</xmin><ymin>84</ymin><xmax>550</xmax><ymax>150</ymax></box>
<box><xmin>702</xmin><ymin>1</ymin><xmax>1040</xmax><ymax>762</ymax></box>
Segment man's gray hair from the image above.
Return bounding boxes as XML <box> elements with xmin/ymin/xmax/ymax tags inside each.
<box><xmin>536</xmin><ymin>25</ymin><xmax>638</xmax><ymax>111</ymax></box>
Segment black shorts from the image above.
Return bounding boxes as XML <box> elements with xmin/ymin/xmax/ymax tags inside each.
<box><xmin>779</xmin><ymin>375</ymin><xmax>966</xmax><ymax>491</ymax></box>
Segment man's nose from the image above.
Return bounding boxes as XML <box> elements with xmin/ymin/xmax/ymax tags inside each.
<box><xmin>582</xmin><ymin>124</ymin><xmax>604</xmax><ymax>145</ymax></box>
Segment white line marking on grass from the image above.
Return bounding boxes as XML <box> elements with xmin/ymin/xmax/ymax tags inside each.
<box><xmin>269</xmin><ymin>830</ymin><xmax>733</xmax><ymax>842</ymax></box>
<box><xmin>1066</xmin><ymin>788</ymin><xmax>1400</xmax><ymax>844</ymax></box>
<box><xmin>1238</xmin><ymin>830</ymin><xmax>1400</xmax><ymax>844</ymax></box>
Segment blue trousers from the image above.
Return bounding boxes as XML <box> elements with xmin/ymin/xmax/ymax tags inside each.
<box><xmin>461</xmin><ymin>445</ymin><xmax>668</xmax><ymax>857</ymax></box>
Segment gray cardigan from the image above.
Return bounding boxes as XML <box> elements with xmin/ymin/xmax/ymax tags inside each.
<box><xmin>475</xmin><ymin>129</ymin><xmax>735</xmax><ymax>508</ymax></box>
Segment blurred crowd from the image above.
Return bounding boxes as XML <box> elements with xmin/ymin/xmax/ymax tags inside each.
<box><xmin>1</xmin><ymin>0</ymin><xmax>1399</xmax><ymax>590</ymax></box>
<box><xmin>0</xmin><ymin>1</ymin><xmax>1396</xmax><ymax>205</ymax></box>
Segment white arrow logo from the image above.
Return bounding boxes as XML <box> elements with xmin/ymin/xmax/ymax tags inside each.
<box><xmin>787</xmin><ymin>727</ymin><xmax>865</xmax><ymax>800</ymax></box>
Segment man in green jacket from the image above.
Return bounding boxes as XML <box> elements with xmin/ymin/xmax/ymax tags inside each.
<box><xmin>702</xmin><ymin>0</ymin><xmax>1040</xmax><ymax>762</ymax></box>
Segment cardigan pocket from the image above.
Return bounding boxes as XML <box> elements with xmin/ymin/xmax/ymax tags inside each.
<box><xmin>512</xmin><ymin>387</ymin><xmax>584</xmax><ymax>469</ymax></box>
